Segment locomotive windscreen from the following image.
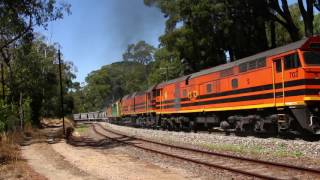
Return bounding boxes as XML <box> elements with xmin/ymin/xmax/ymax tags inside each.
<box><xmin>304</xmin><ymin>51</ymin><xmax>320</xmax><ymax>66</ymax></box>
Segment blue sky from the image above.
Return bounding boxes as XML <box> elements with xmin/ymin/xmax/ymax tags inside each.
<box><xmin>36</xmin><ymin>0</ymin><xmax>303</xmax><ymax>83</ymax></box>
<box><xmin>36</xmin><ymin>0</ymin><xmax>166</xmax><ymax>83</ymax></box>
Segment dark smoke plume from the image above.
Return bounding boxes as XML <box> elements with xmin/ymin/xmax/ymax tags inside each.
<box><xmin>107</xmin><ymin>0</ymin><xmax>165</xmax><ymax>49</ymax></box>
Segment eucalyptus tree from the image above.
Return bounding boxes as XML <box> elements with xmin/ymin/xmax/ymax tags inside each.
<box><xmin>144</xmin><ymin>0</ymin><xmax>319</xmax><ymax>75</ymax></box>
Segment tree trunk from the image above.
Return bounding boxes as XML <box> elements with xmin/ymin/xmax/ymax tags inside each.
<box><xmin>19</xmin><ymin>92</ymin><xmax>23</xmax><ymax>130</ymax></box>
<box><xmin>298</xmin><ymin>0</ymin><xmax>314</xmax><ymax>37</ymax></box>
<box><xmin>286</xmin><ymin>23</ymin><xmax>301</xmax><ymax>41</ymax></box>
<box><xmin>268</xmin><ymin>0</ymin><xmax>301</xmax><ymax>41</ymax></box>
<box><xmin>270</xmin><ymin>21</ymin><xmax>276</xmax><ymax>48</ymax></box>
<box><xmin>1</xmin><ymin>63</ymin><xmax>5</xmax><ymax>101</ymax></box>
<box><xmin>229</xmin><ymin>48</ymin><xmax>235</xmax><ymax>62</ymax></box>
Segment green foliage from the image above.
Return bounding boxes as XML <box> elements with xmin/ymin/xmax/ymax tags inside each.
<box><xmin>0</xmin><ymin>36</ymin><xmax>76</xmax><ymax>127</ymax></box>
<box><xmin>5</xmin><ymin>37</ymin><xmax>76</xmax><ymax>125</ymax></box>
<box><xmin>266</xmin><ymin>4</ymin><xmax>304</xmax><ymax>47</ymax></box>
<box><xmin>0</xmin><ymin>0</ymin><xmax>72</xmax><ymax>130</ymax></box>
<box><xmin>148</xmin><ymin>47</ymin><xmax>182</xmax><ymax>85</ymax></box>
<box><xmin>0</xmin><ymin>100</ymin><xmax>9</xmax><ymax>132</ymax></box>
<box><xmin>145</xmin><ymin>0</ymin><xmax>319</xmax><ymax>75</ymax></box>
<box><xmin>314</xmin><ymin>14</ymin><xmax>320</xmax><ymax>34</ymax></box>
<box><xmin>73</xmin><ymin>61</ymin><xmax>148</xmax><ymax>112</ymax></box>
<box><xmin>23</xmin><ymin>97</ymin><xmax>32</xmax><ymax>123</ymax></box>
<box><xmin>0</xmin><ymin>0</ymin><xmax>71</xmax><ymax>53</ymax></box>
<box><xmin>146</xmin><ymin>0</ymin><xmax>270</xmax><ymax>74</ymax></box>
<box><xmin>0</xmin><ymin>100</ymin><xmax>18</xmax><ymax>132</ymax></box>
<box><xmin>123</xmin><ymin>40</ymin><xmax>156</xmax><ymax>65</ymax></box>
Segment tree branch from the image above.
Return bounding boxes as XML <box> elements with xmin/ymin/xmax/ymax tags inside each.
<box><xmin>298</xmin><ymin>0</ymin><xmax>307</xmax><ymax>19</ymax></box>
<box><xmin>0</xmin><ymin>15</ymin><xmax>33</xmax><ymax>51</ymax></box>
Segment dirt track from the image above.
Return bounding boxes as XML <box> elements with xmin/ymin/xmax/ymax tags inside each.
<box><xmin>21</xmin><ymin>129</ymin><xmax>202</xmax><ymax>180</ymax></box>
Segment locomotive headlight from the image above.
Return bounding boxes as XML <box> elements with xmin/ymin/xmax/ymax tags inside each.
<box><xmin>314</xmin><ymin>107</ymin><xmax>319</xmax><ymax>112</ymax></box>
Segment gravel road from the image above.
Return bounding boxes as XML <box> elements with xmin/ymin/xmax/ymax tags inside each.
<box><xmin>21</xmin><ymin>127</ymin><xmax>206</xmax><ymax>180</ymax></box>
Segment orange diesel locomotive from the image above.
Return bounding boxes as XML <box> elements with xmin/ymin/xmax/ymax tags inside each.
<box><xmin>109</xmin><ymin>36</ymin><xmax>320</xmax><ymax>135</ymax></box>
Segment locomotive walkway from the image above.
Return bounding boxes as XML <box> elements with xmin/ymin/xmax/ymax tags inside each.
<box><xmin>91</xmin><ymin>123</ymin><xmax>320</xmax><ymax>180</ymax></box>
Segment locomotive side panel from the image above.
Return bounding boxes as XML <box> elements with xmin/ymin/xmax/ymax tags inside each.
<box><xmin>134</xmin><ymin>92</ymin><xmax>147</xmax><ymax>114</ymax></box>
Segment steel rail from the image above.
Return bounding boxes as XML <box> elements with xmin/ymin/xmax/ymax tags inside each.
<box><xmin>95</xmin><ymin>123</ymin><xmax>320</xmax><ymax>175</ymax></box>
<box><xmin>92</xmin><ymin>124</ymin><xmax>293</xmax><ymax>180</ymax></box>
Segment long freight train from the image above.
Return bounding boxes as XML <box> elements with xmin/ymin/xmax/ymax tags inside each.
<box><xmin>106</xmin><ymin>36</ymin><xmax>320</xmax><ymax>135</ymax></box>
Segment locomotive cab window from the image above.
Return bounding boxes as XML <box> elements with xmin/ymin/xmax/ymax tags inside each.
<box><xmin>284</xmin><ymin>53</ymin><xmax>301</xmax><ymax>70</ymax></box>
<box><xmin>231</xmin><ymin>79</ymin><xmax>238</xmax><ymax>89</ymax></box>
<box><xmin>182</xmin><ymin>89</ymin><xmax>187</xmax><ymax>97</ymax></box>
<box><xmin>309</xmin><ymin>43</ymin><xmax>320</xmax><ymax>49</ymax></box>
<box><xmin>304</xmin><ymin>51</ymin><xmax>320</xmax><ymax>66</ymax></box>
<box><xmin>239</xmin><ymin>63</ymin><xmax>247</xmax><ymax>72</ymax></box>
<box><xmin>248</xmin><ymin>60</ymin><xmax>257</xmax><ymax>70</ymax></box>
<box><xmin>275</xmin><ymin>59</ymin><xmax>282</xmax><ymax>73</ymax></box>
<box><xmin>206</xmin><ymin>84</ymin><xmax>212</xmax><ymax>93</ymax></box>
<box><xmin>257</xmin><ymin>58</ymin><xmax>266</xmax><ymax>68</ymax></box>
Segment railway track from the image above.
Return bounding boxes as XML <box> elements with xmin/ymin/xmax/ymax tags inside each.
<box><xmin>91</xmin><ymin>123</ymin><xmax>320</xmax><ymax>180</ymax></box>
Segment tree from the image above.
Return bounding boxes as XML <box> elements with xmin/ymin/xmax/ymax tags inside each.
<box><xmin>77</xmin><ymin>61</ymin><xmax>148</xmax><ymax>112</ymax></box>
<box><xmin>148</xmin><ymin>47</ymin><xmax>182</xmax><ymax>85</ymax></box>
<box><xmin>0</xmin><ymin>0</ymin><xmax>71</xmax><ymax>107</ymax></box>
<box><xmin>0</xmin><ymin>0</ymin><xmax>71</xmax><ymax>53</ymax></box>
<box><xmin>267</xmin><ymin>0</ymin><xmax>319</xmax><ymax>40</ymax></box>
<box><xmin>266</xmin><ymin>3</ymin><xmax>304</xmax><ymax>47</ymax></box>
<box><xmin>267</xmin><ymin>0</ymin><xmax>302</xmax><ymax>41</ymax></box>
<box><xmin>297</xmin><ymin>0</ymin><xmax>315</xmax><ymax>37</ymax></box>
<box><xmin>145</xmin><ymin>0</ymin><xmax>319</xmax><ymax>76</ymax></box>
<box><xmin>0</xmin><ymin>1</ymin><xmax>73</xmax><ymax>129</ymax></box>
<box><xmin>123</xmin><ymin>41</ymin><xmax>155</xmax><ymax>65</ymax></box>
<box><xmin>10</xmin><ymin>36</ymin><xmax>76</xmax><ymax>125</ymax></box>
<box><xmin>314</xmin><ymin>13</ymin><xmax>320</xmax><ymax>34</ymax></box>
<box><xmin>145</xmin><ymin>0</ymin><xmax>270</xmax><ymax>73</ymax></box>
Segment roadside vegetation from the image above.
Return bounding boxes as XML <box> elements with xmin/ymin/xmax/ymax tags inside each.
<box><xmin>75</xmin><ymin>1</ymin><xmax>320</xmax><ymax>112</ymax></box>
<box><xmin>75</xmin><ymin>124</ymin><xmax>88</xmax><ymax>133</ymax></box>
<box><xmin>0</xmin><ymin>0</ymin><xmax>72</xmax><ymax>176</ymax></box>
<box><xmin>0</xmin><ymin>0</ymin><xmax>74</xmax><ymax>131</ymax></box>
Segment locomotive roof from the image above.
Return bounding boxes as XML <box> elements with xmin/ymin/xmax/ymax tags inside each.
<box><xmin>156</xmin><ymin>75</ymin><xmax>190</xmax><ymax>88</ymax></box>
<box><xmin>135</xmin><ymin>91</ymin><xmax>145</xmax><ymax>96</ymax></box>
<box><xmin>190</xmin><ymin>37</ymin><xmax>309</xmax><ymax>79</ymax></box>
<box><xmin>155</xmin><ymin>37</ymin><xmax>308</xmax><ymax>88</ymax></box>
<box><xmin>122</xmin><ymin>94</ymin><xmax>130</xmax><ymax>99</ymax></box>
<box><xmin>146</xmin><ymin>84</ymin><xmax>157</xmax><ymax>92</ymax></box>
<box><xmin>122</xmin><ymin>92</ymin><xmax>137</xmax><ymax>99</ymax></box>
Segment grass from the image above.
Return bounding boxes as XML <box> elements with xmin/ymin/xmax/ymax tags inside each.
<box><xmin>75</xmin><ymin>124</ymin><xmax>88</xmax><ymax>133</ymax></box>
<box><xmin>0</xmin><ymin>130</ymin><xmax>44</xmax><ymax>179</ymax></box>
<box><xmin>201</xmin><ymin>142</ymin><xmax>304</xmax><ymax>158</ymax></box>
<box><xmin>0</xmin><ymin>132</ymin><xmax>21</xmax><ymax>167</ymax></box>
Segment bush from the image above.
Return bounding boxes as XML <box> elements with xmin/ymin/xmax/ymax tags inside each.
<box><xmin>0</xmin><ymin>100</ymin><xmax>10</xmax><ymax>132</ymax></box>
<box><xmin>23</xmin><ymin>98</ymin><xmax>32</xmax><ymax>124</ymax></box>
<box><xmin>0</xmin><ymin>101</ymin><xmax>20</xmax><ymax>132</ymax></box>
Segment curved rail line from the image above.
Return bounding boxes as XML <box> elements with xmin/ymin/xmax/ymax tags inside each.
<box><xmin>92</xmin><ymin>123</ymin><xmax>320</xmax><ymax>180</ymax></box>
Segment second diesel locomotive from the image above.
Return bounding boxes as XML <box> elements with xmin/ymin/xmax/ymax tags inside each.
<box><xmin>107</xmin><ymin>36</ymin><xmax>320</xmax><ymax>135</ymax></box>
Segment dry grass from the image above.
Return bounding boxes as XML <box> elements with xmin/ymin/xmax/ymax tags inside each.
<box><xmin>0</xmin><ymin>118</ymin><xmax>75</xmax><ymax>179</ymax></box>
<box><xmin>0</xmin><ymin>125</ymin><xmax>46</xmax><ymax>179</ymax></box>
<box><xmin>0</xmin><ymin>132</ymin><xmax>21</xmax><ymax>165</ymax></box>
<box><xmin>0</xmin><ymin>132</ymin><xmax>24</xmax><ymax>178</ymax></box>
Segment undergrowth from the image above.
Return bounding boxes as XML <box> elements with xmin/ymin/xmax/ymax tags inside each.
<box><xmin>75</xmin><ymin>124</ymin><xmax>88</xmax><ymax>133</ymax></box>
<box><xmin>0</xmin><ymin>132</ymin><xmax>21</xmax><ymax>165</ymax></box>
